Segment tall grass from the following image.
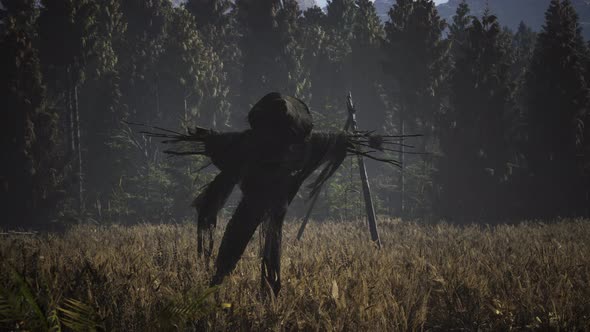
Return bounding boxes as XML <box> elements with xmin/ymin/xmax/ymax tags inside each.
<box><xmin>1</xmin><ymin>219</ymin><xmax>589</xmax><ymax>331</ymax></box>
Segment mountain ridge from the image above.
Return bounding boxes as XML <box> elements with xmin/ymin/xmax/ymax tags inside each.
<box><xmin>375</xmin><ymin>0</ymin><xmax>590</xmax><ymax>39</ymax></box>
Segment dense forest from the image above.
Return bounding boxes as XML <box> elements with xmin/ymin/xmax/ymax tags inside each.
<box><xmin>436</xmin><ymin>0</ymin><xmax>590</xmax><ymax>39</ymax></box>
<box><xmin>1</xmin><ymin>0</ymin><xmax>589</xmax><ymax>229</ymax></box>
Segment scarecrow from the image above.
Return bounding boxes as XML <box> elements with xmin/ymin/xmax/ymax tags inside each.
<box><xmin>145</xmin><ymin>92</ymin><xmax>410</xmax><ymax>295</ymax></box>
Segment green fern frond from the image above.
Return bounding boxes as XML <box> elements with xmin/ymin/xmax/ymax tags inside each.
<box><xmin>1</xmin><ymin>266</ymin><xmax>99</xmax><ymax>331</ymax></box>
<box><xmin>158</xmin><ymin>286</ymin><xmax>219</xmax><ymax>328</ymax></box>
<box><xmin>47</xmin><ymin>308</ymin><xmax>62</xmax><ymax>332</ymax></box>
<box><xmin>0</xmin><ymin>291</ymin><xmax>21</xmax><ymax>322</ymax></box>
<box><xmin>10</xmin><ymin>267</ymin><xmax>48</xmax><ymax>330</ymax></box>
<box><xmin>58</xmin><ymin>298</ymin><xmax>102</xmax><ymax>332</ymax></box>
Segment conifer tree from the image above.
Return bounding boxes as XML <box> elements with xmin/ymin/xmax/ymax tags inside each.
<box><xmin>79</xmin><ymin>0</ymin><xmax>128</xmax><ymax>216</ymax></box>
<box><xmin>384</xmin><ymin>0</ymin><xmax>448</xmax><ymax>135</ymax></box>
<box><xmin>448</xmin><ymin>1</ymin><xmax>472</xmax><ymax>59</ymax></box>
<box><xmin>512</xmin><ymin>21</ymin><xmax>536</xmax><ymax>82</ymax></box>
<box><xmin>322</xmin><ymin>0</ymin><xmax>357</xmax><ymax>120</ymax></box>
<box><xmin>185</xmin><ymin>0</ymin><xmax>232</xmax><ymax>31</ymax></box>
<box><xmin>300</xmin><ymin>6</ymin><xmax>330</xmax><ymax>114</ymax></box>
<box><xmin>437</xmin><ymin>9</ymin><xmax>515</xmax><ymax>220</ymax></box>
<box><xmin>509</xmin><ymin>22</ymin><xmax>536</xmax><ymax>196</ymax></box>
<box><xmin>278</xmin><ymin>0</ymin><xmax>310</xmax><ymax>100</ymax></box>
<box><xmin>384</xmin><ymin>0</ymin><xmax>450</xmax><ymax>217</ymax></box>
<box><xmin>524</xmin><ymin>0</ymin><xmax>589</xmax><ymax>217</ymax></box>
<box><xmin>159</xmin><ymin>7</ymin><xmax>227</xmax><ymax>128</ymax></box>
<box><xmin>350</xmin><ymin>0</ymin><xmax>386</xmax><ymax>131</ymax></box>
<box><xmin>117</xmin><ymin>0</ymin><xmax>172</xmax><ymax>124</ymax></box>
<box><xmin>185</xmin><ymin>0</ymin><xmax>236</xmax><ymax>127</ymax></box>
<box><xmin>327</xmin><ymin>0</ymin><xmax>356</xmax><ymax>43</ymax></box>
<box><xmin>38</xmin><ymin>0</ymin><xmax>101</xmax><ymax>212</ymax></box>
<box><xmin>235</xmin><ymin>0</ymin><xmax>306</xmax><ymax>112</ymax></box>
<box><xmin>235</xmin><ymin>0</ymin><xmax>281</xmax><ymax>110</ymax></box>
<box><xmin>299</xmin><ymin>5</ymin><xmax>338</xmax><ymax>124</ymax></box>
<box><xmin>0</xmin><ymin>0</ymin><xmax>60</xmax><ymax>227</ymax></box>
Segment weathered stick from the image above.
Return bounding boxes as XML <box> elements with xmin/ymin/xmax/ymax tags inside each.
<box><xmin>347</xmin><ymin>92</ymin><xmax>381</xmax><ymax>248</ymax></box>
<box><xmin>296</xmin><ymin>190</ymin><xmax>320</xmax><ymax>240</ymax></box>
<box><xmin>296</xmin><ymin>96</ymin><xmax>356</xmax><ymax>241</ymax></box>
<box><xmin>296</xmin><ymin>92</ymin><xmax>382</xmax><ymax>248</ymax></box>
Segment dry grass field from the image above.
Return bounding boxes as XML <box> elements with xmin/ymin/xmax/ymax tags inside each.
<box><xmin>1</xmin><ymin>219</ymin><xmax>590</xmax><ymax>331</ymax></box>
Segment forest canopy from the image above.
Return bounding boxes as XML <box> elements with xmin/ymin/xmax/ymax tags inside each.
<box><xmin>1</xmin><ymin>0</ymin><xmax>589</xmax><ymax>229</ymax></box>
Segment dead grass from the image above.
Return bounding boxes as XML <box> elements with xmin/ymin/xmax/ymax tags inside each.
<box><xmin>1</xmin><ymin>219</ymin><xmax>589</xmax><ymax>331</ymax></box>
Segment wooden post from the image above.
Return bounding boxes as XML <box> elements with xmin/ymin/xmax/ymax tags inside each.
<box><xmin>296</xmin><ymin>93</ymin><xmax>355</xmax><ymax>241</ymax></box>
<box><xmin>347</xmin><ymin>93</ymin><xmax>381</xmax><ymax>248</ymax></box>
<box><xmin>297</xmin><ymin>93</ymin><xmax>382</xmax><ymax>248</ymax></box>
<box><xmin>296</xmin><ymin>190</ymin><xmax>320</xmax><ymax>240</ymax></box>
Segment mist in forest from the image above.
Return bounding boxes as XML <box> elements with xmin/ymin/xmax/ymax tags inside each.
<box><xmin>1</xmin><ymin>0</ymin><xmax>589</xmax><ymax>229</ymax></box>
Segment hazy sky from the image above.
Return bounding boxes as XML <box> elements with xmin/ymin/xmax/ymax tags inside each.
<box><xmin>316</xmin><ymin>0</ymin><xmax>449</xmax><ymax>6</ymax></box>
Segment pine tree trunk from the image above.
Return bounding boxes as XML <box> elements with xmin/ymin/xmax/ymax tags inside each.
<box><xmin>184</xmin><ymin>95</ymin><xmax>188</xmax><ymax>124</ymax></box>
<box><xmin>68</xmin><ymin>66</ymin><xmax>83</xmax><ymax>212</ymax></box>
<box><xmin>399</xmin><ymin>104</ymin><xmax>405</xmax><ymax>221</ymax></box>
<box><xmin>66</xmin><ymin>67</ymin><xmax>75</xmax><ymax>157</ymax></box>
<box><xmin>155</xmin><ymin>75</ymin><xmax>160</xmax><ymax>120</ymax></box>
<box><xmin>73</xmin><ymin>83</ymin><xmax>83</xmax><ymax>211</ymax></box>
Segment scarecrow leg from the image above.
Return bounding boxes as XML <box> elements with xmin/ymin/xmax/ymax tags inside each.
<box><xmin>210</xmin><ymin>195</ymin><xmax>265</xmax><ymax>286</ymax></box>
<box><xmin>197</xmin><ymin>224</ymin><xmax>213</xmax><ymax>269</ymax></box>
<box><xmin>196</xmin><ymin>223</ymin><xmax>215</xmax><ymax>267</ymax></box>
<box><xmin>194</xmin><ymin>171</ymin><xmax>237</xmax><ymax>260</ymax></box>
<box><xmin>261</xmin><ymin>202</ymin><xmax>287</xmax><ymax>296</ymax></box>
